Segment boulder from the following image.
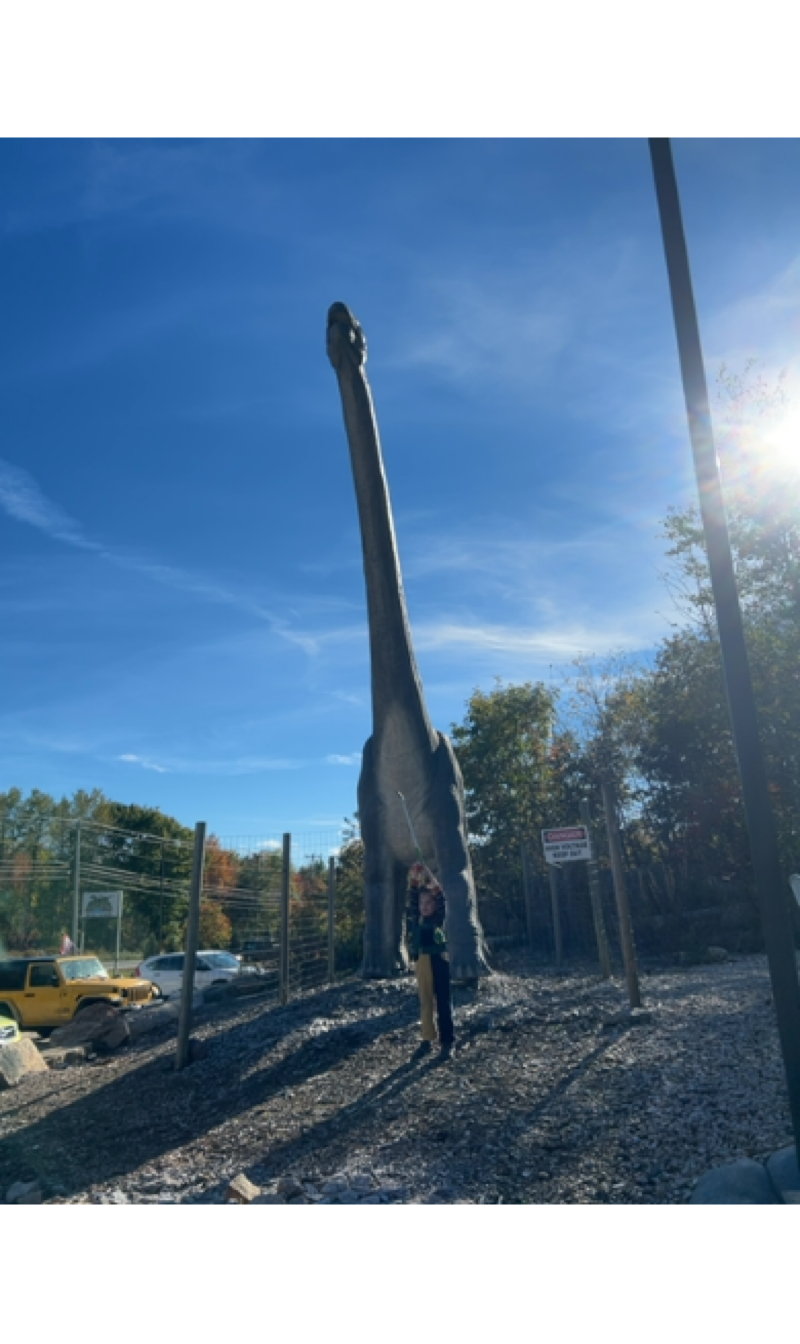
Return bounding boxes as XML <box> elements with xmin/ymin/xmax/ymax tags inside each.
<box><xmin>127</xmin><ymin>1002</ymin><xmax>181</xmax><ymax>1040</ymax></box>
<box><xmin>766</xmin><ymin>1145</ymin><xmax>800</xmax><ymax>1202</ymax></box>
<box><xmin>690</xmin><ymin>1158</ymin><xmax>779</xmax><ymax>1204</ymax></box>
<box><xmin>43</xmin><ymin>1046</ymin><xmax>90</xmax><ymax>1069</ymax></box>
<box><xmin>48</xmin><ymin>1003</ymin><xmax>130</xmax><ymax>1053</ymax></box>
<box><xmin>0</xmin><ymin>1036</ymin><xmax>49</xmax><ymax>1089</ymax></box>
<box><xmin>5</xmin><ymin>1178</ymin><xmax>44</xmax><ymax>1204</ymax></box>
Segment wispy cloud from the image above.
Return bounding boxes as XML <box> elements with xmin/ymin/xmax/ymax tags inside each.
<box><xmin>705</xmin><ymin>253</ymin><xmax>800</xmax><ymax>385</ymax></box>
<box><xmin>325</xmin><ymin>752</ymin><xmax>361</xmax><ymax>766</ymax></box>
<box><xmin>413</xmin><ymin>616</ymin><xmax>661</xmax><ymax>662</ymax></box>
<box><xmin>331</xmin><ymin>690</ymin><xmax>366</xmax><ymax>707</ymax></box>
<box><xmin>119</xmin><ymin>753</ymin><xmax>168</xmax><ymax>774</ymax></box>
<box><xmin>118</xmin><ymin>752</ymin><xmax>304</xmax><ymax>776</ymax></box>
<box><xmin>382</xmin><ymin>228</ymin><xmax>643</xmax><ymax>397</ymax></box>
<box><xmin>0</xmin><ymin>459</ymin><xmax>99</xmax><ymax>550</ymax></box>
<box><xmin>0</xmin><ymin>456</ymin><xmax>320</xmax><ymax>655</ymax></box>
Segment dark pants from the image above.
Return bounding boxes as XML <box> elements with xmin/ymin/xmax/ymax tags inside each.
<box><xmin>431</xmin><ymin>954</ymin><xmax>454</xmax><ymax>1046</ymax></box>
<box><xmin>416</xmin><ymin>956</ymin><xmax>454</xmax><ymax>1048</ymax></box>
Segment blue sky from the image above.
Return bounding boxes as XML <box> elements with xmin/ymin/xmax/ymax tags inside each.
<box><xmin>2</xmin><ymin>138</ymin><xmax>800</xmax><ymax>840</ymax></box>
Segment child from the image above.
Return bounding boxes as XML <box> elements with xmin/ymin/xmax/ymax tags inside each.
<box><xmin>407</xmin><ymin>861</ymin><xmax>455</xmax><ymax>1061</ymax></box>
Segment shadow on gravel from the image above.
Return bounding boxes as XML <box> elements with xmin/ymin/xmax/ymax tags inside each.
<box><xmin>0</xmin><ymin>984</ymin><xmax>418</xmax><ymax>1200</ymax></box>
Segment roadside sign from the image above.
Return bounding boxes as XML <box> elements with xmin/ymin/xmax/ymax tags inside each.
<box><xmin>542</xmin><ymin>826</ymin><xmax>592</xmax><ymax>864</ymax></box>
<box><xmin>82</xmin><ymin>890</ymin><xmax>123</xmax><ymax>918</ymax></box>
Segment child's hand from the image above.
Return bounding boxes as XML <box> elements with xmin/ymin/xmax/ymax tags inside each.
<box><xmin>410</xmin><ymin>862</ymin><xmax>426</xmax><ymax>883</ymax></box>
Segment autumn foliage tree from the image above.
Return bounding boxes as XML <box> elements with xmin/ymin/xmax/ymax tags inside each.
<box><xmin>196</xmin><ymin>899</ymin><xmax>233</xmax><ymax>950</ymax></box>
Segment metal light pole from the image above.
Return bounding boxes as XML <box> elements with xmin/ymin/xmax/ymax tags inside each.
<box><xmin>649</xmin><ymin>138</ymin><xmax>800</xmax><ymax>1151</ymax></box>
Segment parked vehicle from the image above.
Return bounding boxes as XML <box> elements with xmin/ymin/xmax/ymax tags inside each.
<box><xmin>0</xmin><ymin>955</ymin><xmax>155</xmax><ymax>1031</ymax></box>
<box><xmin>137</xmin><ymin>951</ymin><xmax>244</xmax><ymax>1005</ymax></box>
<box><xmin>0</xmin><ymin>1010</ymin><xmax>21</xmax><ymax>1048</ymax></box>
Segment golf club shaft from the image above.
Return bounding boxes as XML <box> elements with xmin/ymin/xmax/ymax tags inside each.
<box><xmin>396</xmin><ymin>792</ymin><xmax>440</xmax><ymax>888</ymax></box>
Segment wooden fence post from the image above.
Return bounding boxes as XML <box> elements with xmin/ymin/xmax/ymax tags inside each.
<box><xmin>282</xmin><ymin>827</ymin><xmax>294</xmax><ymax>1010</ymax></box>
<box><xmin>176</xmin><ymin>817</ymin><xmax>207</xmax><ymax>1069</ymax></box>
<box><xmin>602</xmin><ymin>779</ymin><xmax>645</xmax><ymax>1010</ymax></box>
<box><xmin>548</xmin><ymin>861</ymin><xmax>563</xmax><ymax>971</ymax></box>
<box><xmin>583</xmin><ymin>795</ymin><xmax>613</xmax><ymax>978</ymax></box>
<box><xmin>328</xmin><ymin>855</ymin><xmax>336</xmax><ymax>984</ymax></box>
<box><xmin>521</xmin><ymin>841</ymin><xmax>536</xmax><ymax>954</ymax></box>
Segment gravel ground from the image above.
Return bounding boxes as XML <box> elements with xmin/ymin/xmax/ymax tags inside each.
<box><xmin>0</xmin><ymin>950</ymin><xmax>794</xmax><ymax>1204</ymax></box>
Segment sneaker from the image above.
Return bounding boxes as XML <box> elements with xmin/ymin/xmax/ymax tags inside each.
<box><xmin>411</xmin><ymin>1040</ymin><xmax>432</xmax><ymax>1060</ymax></box>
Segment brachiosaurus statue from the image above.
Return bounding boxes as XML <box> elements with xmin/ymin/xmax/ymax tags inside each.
<box><xmin>327</xmin><ymin>301</ymin><xmax>489</xmax><ymax>981</ymax></box>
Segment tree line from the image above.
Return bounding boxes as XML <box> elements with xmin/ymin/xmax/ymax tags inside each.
<box><xmin>0</xmin><ymin>792</ymin><xmax>343</xmax><ymax>966</ymax></box>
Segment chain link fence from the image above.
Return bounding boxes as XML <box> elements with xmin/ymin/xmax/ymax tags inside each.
<box><xmin>479</xmin><ymin>840</ymin><xmax>767</xmax><ymax>968</ymax></box>
<box><xmin>5</xmin><ymin>805</ymin><xmax>767</xmax><ymax>988</ymax></box>
<box><xmin>0</xmin><ymin>817</ymin><xmax>364</xmax><ymax>1004</ymax></box>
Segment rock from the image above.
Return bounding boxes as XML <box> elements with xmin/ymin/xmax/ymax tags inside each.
<box><xmin>94</xmin><ymin>1188</ymin><xmax>129</xmax><ymax>1204</ymax></box>
<box><xmin>127</xmin><ymin>1002</ymin><xmax>181</xmax><ymax>1039</ymax></box>
<box><xmin>322</xmin><ymin>1176</ymin><xmax>349</xmax><ymax>1196</ymax></box>
<box><xmin>43</xmin><ymin>1046</ymin><xmax>89</xmax><ymax>1069</ymax></box>
<box><xmin>6</xmin><ymin>1179</ymin><xmax>43</xmax><ymax>1204</ymax></box>
<box><xmin>0</xmin><ymin>1036</ymin><xmax>49</xmax><ymax>1089</ymax></box>
<box><xmin>49</xmin><ymin>1003</ymin><xmax>130</xmax><ymax>1053</ymax></box>
<box><xmin>377</xmin><ymin>1185</ymin><xmax>409</xmax><ymax>1201</ymax></box>
<box><xmin>225</xmin><ymin>1173</ymin><xmax>261</xmax><ymax>1203</ymax></box>
<box><xmin>334</xmin><ymin>1190</ymin><xmax>362</xmax><ymax>1203</ymax></box>
<box><xmin>277</xmin><ymin>1176</ymin><xmax>305</xmax><ymax>1199</ymax></box>
<box><xmin>350</xmin><ymin>1174</ymin><xmax>374</xmax><ymax>1193</ymax></box>
<box><xmin>766</xmin><ymin>1145</ymin><xmax>800</xmax><ymax>1202</ymax></box>
<box><xmin>16</xmin><ymin>1188</ymin><xmax>44</xmax><ymax>1209</ymax></box>
<box><xmin>690</xmin><ymin>1158</ymin><xmax>780</xmax><ymax>1204</ymax></box>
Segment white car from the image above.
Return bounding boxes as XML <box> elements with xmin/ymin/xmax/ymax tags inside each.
<box><xmin>135</xmin><ymin>949</ymin><xmax>242</xmax><ymax>998</ymax></box>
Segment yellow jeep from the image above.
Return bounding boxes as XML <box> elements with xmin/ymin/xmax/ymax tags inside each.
<box><xmin>0</xmin><ymin>955</ymin><xmax>155</xmax><ymax>1032</ymax></box>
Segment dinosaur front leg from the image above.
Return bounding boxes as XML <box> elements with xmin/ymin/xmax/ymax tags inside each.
<box><xmin>431</xmin><ymin>735</ymin><xmax>491</xmax><ymax>982</ymax></box>
<box><xmin>358</xmin><ymin>740</ymin><xmax>406</xmax><ymax>977</ymax></box>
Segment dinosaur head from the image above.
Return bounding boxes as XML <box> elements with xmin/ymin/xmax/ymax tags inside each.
<box><xmin>327</xmin><ymin>302</ymin><xmax>367</xmax><ymax>371</ymax></box>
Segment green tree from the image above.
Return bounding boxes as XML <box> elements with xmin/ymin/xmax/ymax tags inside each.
<box><xmin>333</xmin><ymin>818</ymin><xmax>365</xmax><ymax>973</ymax></box>
<box><xmin>451</xmin><ymin>680</ymin><xmax>583</xmax><ymax>892</ymax></box>
<box><xmin>80</xmin><ymin>801</ymin><xmax>194</xmax><ymax>954</ymax></box>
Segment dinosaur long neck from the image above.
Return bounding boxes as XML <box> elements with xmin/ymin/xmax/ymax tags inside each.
<box><xmin>335</xmin><ymin>358</ymin><xmax>437</xmax><ymax>751</ymax></box>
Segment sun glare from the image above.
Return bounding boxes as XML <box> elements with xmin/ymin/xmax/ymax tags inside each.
<box><xmin>765</xmin><ymin>409</ymin><xmax>800</xmax><ymax>483</ymax></box>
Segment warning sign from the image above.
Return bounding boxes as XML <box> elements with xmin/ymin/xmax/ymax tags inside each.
<box><xmin>542</xmin><ymin>826</ymin><xmax>592</xmax><ymax>864</ymax></box>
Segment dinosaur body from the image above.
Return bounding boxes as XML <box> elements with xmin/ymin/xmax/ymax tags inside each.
<box><xmin>327</xmin><ymin>302</ymin><xmax>488</xmax><ymax>980</ymax></box>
